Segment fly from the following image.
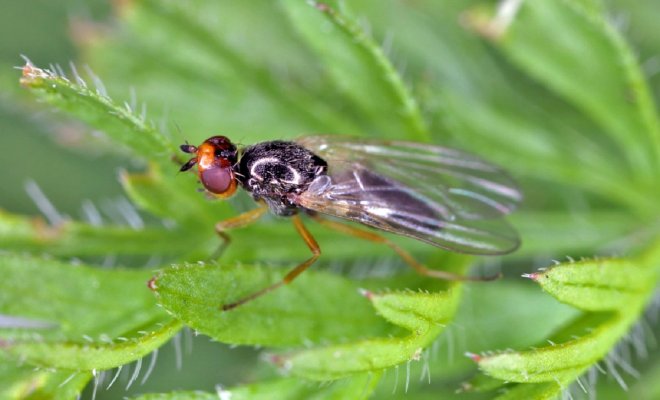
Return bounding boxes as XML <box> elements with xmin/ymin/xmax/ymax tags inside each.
<box><xmin>179</xmin><ymin>135</ymin><xmax>522</xmax><ymax>310</ymax></box>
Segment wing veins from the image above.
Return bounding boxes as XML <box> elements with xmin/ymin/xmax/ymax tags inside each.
<box><xmin>295</xmin><ymin>136</ymin><xmax>521</xmax><ymax>254</ymax></box>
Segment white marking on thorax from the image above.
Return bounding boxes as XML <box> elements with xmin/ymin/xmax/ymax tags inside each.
<box><xmin>250</xmin><ymin>157</ymin><xmax>279</xmax><ymax>180</ymax></box>
<box><xmin>250</xmin><ymin>156</ymin><xmax>302</xmax><ymax>185</ymax></box>
<box><xmin>281</xmin><ymin>167</ymin><xmax>302</xmax><ymax>184</ymax></box>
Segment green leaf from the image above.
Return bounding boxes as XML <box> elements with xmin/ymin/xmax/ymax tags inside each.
<box><xmin>282</xmin><ymin>0</ymin><xmax>429</xmax><ymax>141</ymax></box>
<box><xmin>7</xmin><ymin>319</ymin><xmax>181</xmax><ymax>371</ymax></box>
<box><xmin>0</xmin><ymin>363</ymin><xmax>92</xmax><ymax>400</ymax></box>
<box><xmin>84</xmin><ymin>0</ymin><xmax>357</xmax><ymax>140</ymax></box>
<box><xmin>152</xmin><ymin>262</ymin><xmax>389</xmax><ymax>347</ymax></box>
<box><xmin>491</xmin><ymin>382</ymin><xmax>562</xmax><ymax>400</ymax></box>
<box><xmin>131</xmin><ymin>373</ymin><xmax>380</xmax><ymax>400</ymax></box>
<box><xmin>479</xmin><ymin>0</ymin><xmax>660</xmax><ymax>181</ymax></box>
<box><xmin>369</xmin><ymin>287</ymin><xmax>459</xmax><ymax>332</ymax></box>
<box><xmin>475</xmin><ymin>312</ymin><xmax>625</xmax><ymax>383</ymax></box>
<box><xmin>26</xmin><ymin>371</ymin><xmax>92</xmax><ymax>400</ymax></box>
<box><xmin>472</xmin><ymin>241</ymin><xmax>660</xmax><ymax>397</ymax></box>
<box><xmin>0</xmin><ymin>210</ymin><xmax>202</xmax><ymax>258</ymax></box>
<box><xmin>0</xmin><ymin>363</ymin><xmax>49</xmax><ymax>400</ymax></box>
<box><xmin>0</xmin><ymin>253</ymin><xmax>181</xmax><ymax>370</ymax></box>
<box><xmin>19</xmin><ymin>61</ymin><xmax>176</xmax><ymax>170</ymax></box>
<box><xmin>279</xmin><ymin>285</ymin><xmax>461</xmax><ymax>380</ymax></box>
<box><xmin>153</xmin><ymin>255</ymin><xmax>467</xmax><ymax>381</ymax></box>
<box><xmin>529</xmin><ymin>258</ymin><xmax>657</xmax><ymax>312</ymax></box>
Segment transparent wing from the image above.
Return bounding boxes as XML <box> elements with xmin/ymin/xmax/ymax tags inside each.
<box><xmin>294</xmin><ymin>136</ymin><xmax>522</xmax><ymax>255</ymax></box>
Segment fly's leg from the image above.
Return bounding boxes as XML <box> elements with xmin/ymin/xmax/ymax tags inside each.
<box><xmin>222</xmin><ymin>214</ymin><xmax>321</xmax><ymax>311</ymax></box>
<box><xmin>213</xmin><ymin>203</ymin><xmax>268</xmax><ymax>259</ymax></box>
<box><xmin>310</xmin><ymin>214</ymin><xmax>499</xmax><ymax>281</ymax></box>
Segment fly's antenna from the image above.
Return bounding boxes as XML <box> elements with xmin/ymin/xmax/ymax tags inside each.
<box><xmin>179</xmin><ymin>157</ymin><xmax>197</xmax><ymax>172</ymax></box>
<box><xmin>180</xmin><ymin>141</ymin><xmax>197</xmax><ymax>154</ymax></box>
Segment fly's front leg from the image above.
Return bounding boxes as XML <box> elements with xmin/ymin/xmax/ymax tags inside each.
<box><xmin>221</xmin><ymin>214</ymin><xmax>321</xmax><ymax>311</ymax></box>
<box><xmin>212</xmin><ymin>203</ymin><xmax>268</xmax><ymax>259</ymax></box>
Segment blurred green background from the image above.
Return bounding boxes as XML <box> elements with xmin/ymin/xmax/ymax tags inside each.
<box><xmin>2</xmin><ymin>1</ymin><xmax>660</xmax><ymax>399</ymax></box>
<box><xmin>0</xmin><ymin>0</ymin><xmax>123</xmax><ymax>216</ymax></box>
<box><xmin>0</xmin><ymin>1</ymin><xmax>256</xmax><ymax>397</ymax></box>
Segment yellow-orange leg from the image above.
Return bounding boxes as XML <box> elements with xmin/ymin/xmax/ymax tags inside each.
<box><xmin>221</xmin><ymin>214</ymin><xmax>322</xmax><ymax>311</ymax></box>
<box><xmin>309</xmin><ymin>214</ymin><xmax>498</xmax><ymax>281</ymax></box>
<box><xmin>213</xmin><ymin>203</ymin><xmax>268</xmax><ymax>259</ymax></box>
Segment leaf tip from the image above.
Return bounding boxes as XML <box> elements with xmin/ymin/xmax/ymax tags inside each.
<box><xmin>264</xmin><ymin>352</ymin><xmax>293</xmax><ymax>372</ymax></box>
<box><xmin>461</xmin><ymin>0</ymin><xmax>522</xmax><ymax>41</ymax></box>
<box><xmin>465</xmin><ymin>351</ymin><xmax>482</xmax><ymax>362</ymax></box>
<box><xmin>19</xmin><ymin>59</ymin><xmax>50</xmax><ymax>87</ymax></box>
<box><xmin>147</xmin><ymin>276</ymin><xmax>158</xmax><ymax>291</ymax></box>
<box><xmin>310</xmin><ymin>1</ymin><xmax>331</xmax><ymax>13</ymax></box>
<box><xmin>358</xmin><ymin>287</ymin><xmax>374</xmax><ymax>300</ymax></box>
<box><xmin>521</xmin><ymin>272</ymin><xmax>541</xmax><ymax>281</ymax></box>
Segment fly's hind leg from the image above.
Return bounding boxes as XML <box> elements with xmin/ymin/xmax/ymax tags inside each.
<box><xmin>212</xmin><ymin>203</ymin><xmax>268</xmax><ymax>259</ymax></box>
<box><xmin>309</xmin><ymin>214</ymin><xmax>498</xmax><ymax>281</ymax></box>
<box><xmin>221</xmin><ymin>214</ymin><xmax>321</xmax><ymax>311</ymax></box>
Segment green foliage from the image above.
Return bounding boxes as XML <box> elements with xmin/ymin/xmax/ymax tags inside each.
<box><xmin>152</xmin><ymin>263</ymin><xmax>390</xmax><ymax>347</ymax></box>
<box><xmin>131</xmin><ymin>374</ymin><xmax>381</xmax><ymax>400</ymax></box>
<box><xmin>280</xmin><ymin>284</ymin><xmax>461</xmax><ymax>380</ymax></box>
<box><xmin>2</xmin><ymin>0</ymin><xmax>660</xmax><ymax>399</ymax></box>
<box><xmin>283</xmin><ymin>0</ymin><xmax>429</xmax><ymax>141</ymax></box>
<box><xmin>471</xmin><ymin>244</ymin><xmax>660</xmax><ymax>398</ymax></box>
<box><xmin>0</xmin><ymin>253</ymin><xmax>180</xmax><ymax>369</ymax></box>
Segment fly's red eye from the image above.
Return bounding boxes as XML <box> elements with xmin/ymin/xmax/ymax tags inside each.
<box><xmin>200</xmin><ymin>165</ymin><xmax>237</xmax><ymax>198</ymax></box>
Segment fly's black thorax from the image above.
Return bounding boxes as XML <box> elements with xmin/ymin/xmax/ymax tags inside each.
<box><xmin>235</xmin><ymin>141</ymin><xmax>327</xmax><ymax>216</ymax></box>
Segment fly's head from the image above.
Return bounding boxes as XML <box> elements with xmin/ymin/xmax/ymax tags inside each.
<box><xmin>180</xmin><ymin>135</ymin><xmax>238</xmax><ymax>198</ymax></box>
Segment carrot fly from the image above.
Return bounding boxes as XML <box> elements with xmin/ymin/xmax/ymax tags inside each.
<box><xmin>179</xmin><ymin>135</ymin><xmax>522</xmax><ymax>310</ymax></box>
